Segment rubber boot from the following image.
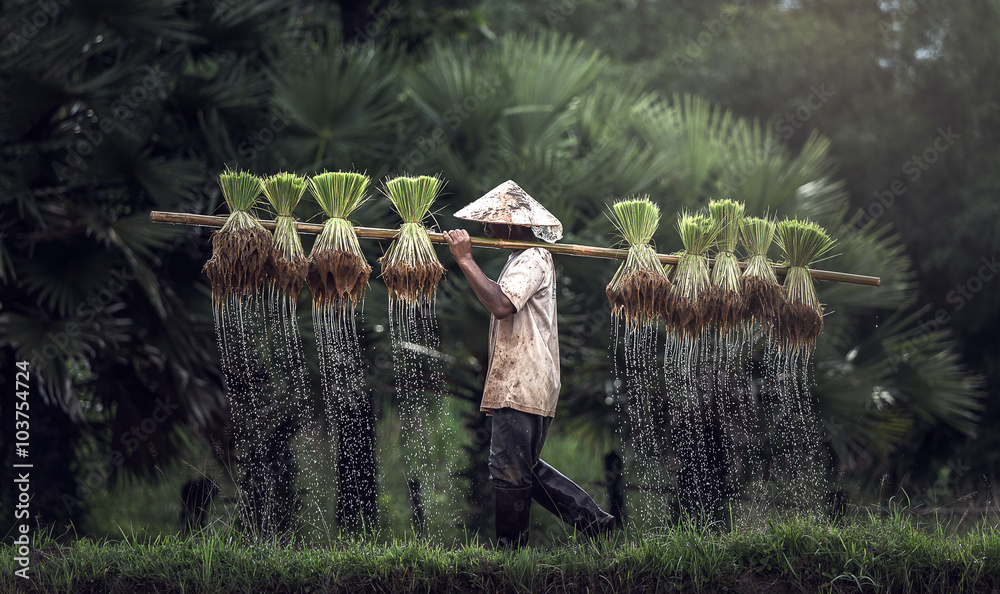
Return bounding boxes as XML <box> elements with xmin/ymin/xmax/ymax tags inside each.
<box><xmin>532</xmin><ymin>460</ymin><xmax>616</xmax><ymax>537</ymax></box>
<box><xmin>495</xmin><ymin>485</ymin><xmax>532</xmax><ymax>549</ymax></box>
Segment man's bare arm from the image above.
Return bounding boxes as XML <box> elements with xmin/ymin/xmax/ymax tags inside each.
<box><xmin>443</xmin><ymin>230</ymin><xmax>516</xmax><ymax>319</ymax></box>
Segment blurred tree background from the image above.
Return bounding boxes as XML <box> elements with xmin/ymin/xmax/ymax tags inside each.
<box><xmin>1</xmin><ymin>0</ymin><xmax>995</xmax><ymax>540</ymax></box>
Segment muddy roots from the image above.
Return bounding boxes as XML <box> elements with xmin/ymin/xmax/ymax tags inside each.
<box><xmin>203</xmin><ymin>226</ymin><xmax>273</xmax><ymax>301</ymax></box>
<box><xmin>702</xmin><ymin>287</ymin><xmax>744</xmax><ymax>333</ymax></box>
<box><xmin>308</xmin><ymin>250</ymin><xmax>371</xmax><ymax>308</ymax></box>
<box><xmin>665</xmin><ymin>295</ymin><xmax>705</xmax><ymax>338</ymax></box>
<box><xmin>741</xmin><ymin>275</ymin><xmax>784</xmax><ymax>331</ymax></box>
<box><xmin>379</xmin><ymin>259</ymin><xmax>445</xmax><ymax>306</ymax></box>
<box><xmin>779</xmin><ymin>300</ymin><xmax>824</xmax><ymax>349</ymax></box>
<box><xmin>606</xmin><ymin>269</ymin><xmax>671</xmax><ymax>327</ymax></box>
<box><xmin>267</xmin><ymin>252</ymin><xmax>308</xmax><ymax>299</ymax></box>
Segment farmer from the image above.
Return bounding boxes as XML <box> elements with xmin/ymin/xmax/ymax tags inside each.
<box><xmin>443</xmin><ymin>180</ymin><xmax>616</xmax><ymax>548</ymax></box>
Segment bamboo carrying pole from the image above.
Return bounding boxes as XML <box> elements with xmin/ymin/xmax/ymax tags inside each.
<box><xmin>149</xmin><ymin>211</ymin><xmax>881</xmax><ymax>287</ymax></box>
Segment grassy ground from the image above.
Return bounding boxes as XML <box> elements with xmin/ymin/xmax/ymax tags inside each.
<box><xmin>3</xmin><ymin>512</ymin><xmax>999</xmax><ymax>593</ymax></box>
<box><xmin>29</xmin><ymin>392</ymin><xmax>999</xmax><ymax>592</ymax></box>
<box><xmin>75</xmin><ymin>397</ymin><xmax>616</xmax><ymax>547</ymax></box>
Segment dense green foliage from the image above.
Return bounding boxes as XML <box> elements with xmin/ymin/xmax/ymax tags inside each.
<box><xmin>1</xmin><ymin>0</ymin><xmax>995</xmax><ymax>540</ymax></box>
<box><xmin>483</xmin><ymin>0</ymin><xmax>1000</xmax><ymax>493</ymax></box>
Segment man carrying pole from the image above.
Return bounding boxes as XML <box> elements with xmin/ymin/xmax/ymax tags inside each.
<box><xmin>443</xmin><ymin>180</ymin><xmax>616</xmax><ymax>548</ymax></box>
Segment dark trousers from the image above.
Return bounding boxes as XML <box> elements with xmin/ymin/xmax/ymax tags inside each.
<box><xmin>488</xmin><ymin>407</ymin><xmax>552</xmax><ymax>489</ymax></box>
<box><xmin>488</xmin><ymin>407</ymin><xmax>615</xmax><ymax>532</ymax></box>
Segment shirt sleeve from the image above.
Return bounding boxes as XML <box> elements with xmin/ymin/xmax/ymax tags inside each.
<box><xmin>498</xmin><ymin>249</ymin><xmax>547</xmax><ymax>313</ymax></box>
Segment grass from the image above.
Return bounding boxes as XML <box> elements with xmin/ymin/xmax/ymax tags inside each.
<box><xmin>706</xmin><ymin>199</ymin><xmax>745</xmax><ymax>331</ymax></box>
<box><xmin>261</xmin><ymin>172</ymin><xmax>309</xmax><ymax>298</ymax></box>
<box><xmin>667</xmin><ymin>212</ymin><xmax>720</xmax><ymax>335</ymax></box>
<box><xmin>67</xmin><ymin>396</ymin><xmax>613</xmax><ymax>549</ymax></box>
<box><xmin>218</xmin><ymin>168</ymin><xmax>265</xmax><ymax>234</ymax></box>
<box><xmin>262</xmin><ymin>172</ymin><xmax>308</xmax><ymax>261</ymax></box>
<box><xmin>307</xmin><ymin>171</ymin><xmax>372</xmax><ymax>308</ymax></box>
<box><xmin>775</xmin><ymin>218</ymin><xmax>836</xmax><ymax>313</ymax></box>
<box><xmin>381</xmin><ymin>175</ymin><xmax>444</xmax><ymax>225</ymax></box>
<box><xmin>204</xmin><ymin>168</ymin><xmax>273</xmax><ymax>299</ymax></box>
<box><xmin>309</xmin><ymin>171</ymin><xmax>370</xmax><ymax>220</ymax></box>
<box><xmin>610</xmin><ymin>196</ymin><xmax>660</xmax><ymax>247</ymax></box>
<box><xmin>739</xmin><ymin>216</ymin><xmax>782</xmax><ymax>332</ymax></box>
<box><xmin>4</xmin><ymin>512</ymin><xmax>999</xmax><ymax>593</ymax></box>
<box><xmin>605</xmin><ymin>196</ymin><xmax>670</xmax><ymax>327</ymax></box>
<box><xmin>774</xmin><ymin>218</ymin><xmax>836</xmax><ymax>348</ymax></box>
<box><xmin>740</xmin><ymin>216</ymin><xmax>778</xmax><ymax>276</ymax></box>
<box><xmin>708</xmin><ymin>199</ymin><xmax>743</xmax><ymax>287</ymax></box>
<box><xmin>379</xmin><ymin>175</ymin><xmax>447</xmax><ymax>305</ymax></box>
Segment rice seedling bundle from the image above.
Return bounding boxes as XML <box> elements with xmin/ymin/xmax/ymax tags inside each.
<box><xmin>262</xmin><ymin>172</ymin><xmax>309</xmax><ymax>299</ymax></box>
<box><xmin>379</xmin><ymin>175</ymin><xmax>446</xmax><ymax>305</ymax></box>
<box><xmin>203</xmin><ymin>169</ymin><xmax>272</xmax><ymax>301</ymax></box>
<box><xmin>774</xmin><ymin>218</ymin><xmax>836</xmax><ymax>349</ymax></box>
<box><xmin>739</xmin><ymin>216</ymin><xmax>783</xmax><ymax>333</ymax></box>
<box><xmin>307</xmin><ymin>171</ymin><xmax>372</xmax><ymax>309</ymax></box>
<box><xmin>666</xmin><ymin>212</ymin><xmax>720</xmax><ymax>336</ymax></box>
<box><xmin>605</xmin><ymin>196</ymin><xmax>672</xmax><ymax>327</ymax></box>
<box><xmin>704</xmin><ymin>199</ymin><xmax>745</xmax><ymax>332</ymax></box>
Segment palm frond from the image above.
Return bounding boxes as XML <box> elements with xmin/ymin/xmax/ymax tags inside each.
<box><xmin>495</xmin><ymin>32</ymin><xmax>607</xmax><ymax>155</ymax></box>
<box><xmin>269</xmin><ymin>42</ymin><xmax>401</xmax><ymax>169</ymax></box>
<box><xmin>671</xmin><ymin>93</ymin><xmax>735</xmax><ymax>200</ymax></box>
<box><xmin>404</xmin><ymin>40</ymin><xmax>508</xmax><ymax>144</ymax></box>
<box><xmin>193</xmin><ymin>0</ymin><xmax>290</xmax><ymax>53</ymax></box>
<box><xmin>819</xmin><ymin>212</ymin><xmax>916</xmax><ymax>317</ymax></box>
<box><xmin>721</xmin><ymin>122</ymin><xmax>840</xmax><ymax>218</ymax></box>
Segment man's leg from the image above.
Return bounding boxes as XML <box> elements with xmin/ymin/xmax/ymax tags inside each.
<box><xmin>488</xmin><ymin>408</ymin><xmax>551</xmax><ymax>548</ymax></box>
<box><xmin>531</xmin><ymin>460</ymin><xmax>616</xmax><ymax>536</ymax></box>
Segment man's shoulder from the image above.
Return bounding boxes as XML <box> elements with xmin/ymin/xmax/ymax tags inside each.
<box><xmin>506</xmin><ymin>248</ymin><xmax>553</xmax><ymax>277</ymax></box>
<box><xmin>501</xmin><ymin>248</ymin><xmax>554</xmax><ymax>290</ymax></box>
<box><xmin>516</xmin><ymin>247</ymin><xmax>553</xmax><ymax>266</ymax></box>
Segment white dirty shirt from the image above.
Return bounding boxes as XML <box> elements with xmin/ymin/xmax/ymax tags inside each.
<box><xmin>481</xmin><ymin>248</ymin><xmax>560</xmax><ymax>417</ymax></box>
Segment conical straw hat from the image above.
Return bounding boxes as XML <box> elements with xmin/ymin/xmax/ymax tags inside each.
<box><xmin>453</xmin><ymin>180</ymin><xmax>563</xmax><ymax>243</ymax></box>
